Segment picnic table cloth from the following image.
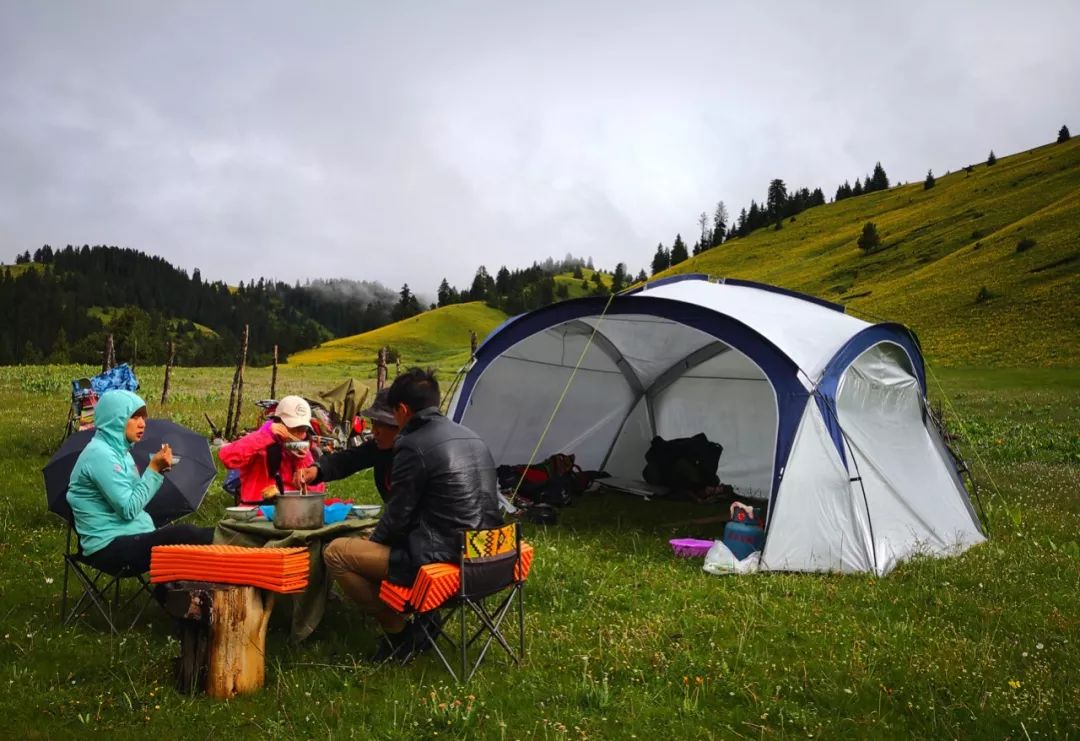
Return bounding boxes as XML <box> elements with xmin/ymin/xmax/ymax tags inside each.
<box><xmin>214</xmin><ymin>517</ymin><xmax>377</xmax><ymax>641</ymax></box>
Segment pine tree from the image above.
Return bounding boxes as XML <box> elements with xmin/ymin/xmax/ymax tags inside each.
<box><xmin>670</xmin><ymin>234</ymin><xmax>689</xmax><ymax>265</ymax></box>
<box><xmin>495</xmin><ymin>266</ymin><xmax>511</xmax><ymax>295</ymax></box>
<box><xmin>697</xmin><ymin>211</ymin><xmax>710</xmax><ymax>252</ymax></box>
<box><xmin>766</xmin><ymin>179</ymin><xmax>788</xmax><ymax>219</ymax></box>
<box><xmin>436</xmin><ymin>278</ymin><xmax>454</xmax><ymax>307</ymax></box>
<box><xmin>852</xmin><ymin>179</ymin><xmax>864</xmax><ymax>196</ymax></box>
<box><xmin>651</xmin><ymin>243</ymin><xmax>670</xmax><ymax>275</ymax></box>
<box><xmin>711</xmin><ymin>201</ymin><xmax>728</xmax><ymax>247</ymax></box>
<box><xmin>857</xmin><ymin>222</ymin><xmax>881</xmax><ymax>251</ymax></box>
<box><xmin>611</xmin><ymin>263</ymin><xmax>627</xmax><ymax>293</ymax></box>
<box><xmin>1058</xmin><ymin>125</ymin><xmax>1071</xmax><ymax>143</ymax></box>
<box><xmin>635</xmin><ymin>269</ymin><xmax>648</xmax><ymax>283</ymax></box>
<box><xmin>48</xmin><ymin>328</ymin><xmax>70</xmax><ymax>363</ymax></box>
<box><xmin>924</xmin><ymin>169</ymin><xmax>936</xmax><ymax>190</ymax></box>
<box><xmin>870</xmin><ymin>162</ymin><xmax>890</xmax><ymax>191</ymax></box>
<box><xmin>986</xmin><ymin>150</ymin><xmax>997</xmax><ymax>166</ymax></box>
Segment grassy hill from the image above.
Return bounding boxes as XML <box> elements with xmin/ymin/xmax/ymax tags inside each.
<box><xmin>653</xmin><ymin>138</ymin><xmax>1080</xmax><ymax>367</ymax></box>
<box><xmin>288</xmin><ymin>301</ymin><xmax>507</xmax><ymax>369</ymax></box>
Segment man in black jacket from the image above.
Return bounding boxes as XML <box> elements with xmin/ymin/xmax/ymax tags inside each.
<box><xmin>323</xmin><ymin>368</ymin><xmax>501</xmax><ymax>662</ymax></box>
<box><xmin>294</xmin><ymin>389</ymin><xmax>398</xmax><ymax>500</ymax></box>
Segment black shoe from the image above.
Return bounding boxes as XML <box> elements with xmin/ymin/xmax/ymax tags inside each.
<box><xmin>411</xmin><ymin>611</ymin><xmax>443</xmax><ymax>654</ymax></box>
<box><xmin>369</xmin><ymin>626</ymin><xmax>414</xmax><ymax>664</ymax></box>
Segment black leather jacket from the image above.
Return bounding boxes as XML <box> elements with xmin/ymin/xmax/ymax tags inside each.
<box><xmin>370</xmin><ymin>407</ymin><xmax>501</xmax><ymax>582</ymax></box>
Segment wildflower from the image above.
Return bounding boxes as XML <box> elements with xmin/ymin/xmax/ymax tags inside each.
<box><xmin>1008</xmin><ymin>679</ymin><xmax>1021</xmax><ymax>689</ymax></box>
<box><xmin>45</xmin><ymin>577</ymin><xmax>54</xmax><ymax>584</ymax></box>
<box><xmin>1036</xmin><ymin>643</ymin><xmax>1044</xmax><ymax>650</ymax></box>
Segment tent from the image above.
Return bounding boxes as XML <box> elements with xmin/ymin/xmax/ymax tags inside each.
<box><xmin>448</xmin><ymin>275</ymin><xmax>985</xmax><ymax>576</ymax></box>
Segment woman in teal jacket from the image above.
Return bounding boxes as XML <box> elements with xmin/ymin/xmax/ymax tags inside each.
<box><xmin>66</xmin><ymin>390</ymin><xmax>212</xmax><ymax>574</ymax></box>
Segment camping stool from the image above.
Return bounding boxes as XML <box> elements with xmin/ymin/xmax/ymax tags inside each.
<box><xmin>378</xmin><ymin>523</ymin><xmax>534</xmax><ymax>682</ymax></box>
<box><xmin>60</xmin><ymin>522</ymin><xmax>155</xmax><ymax>635</ymax></box>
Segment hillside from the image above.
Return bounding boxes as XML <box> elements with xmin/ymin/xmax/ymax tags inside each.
<box><xmin>653</xmin><ymin>138</ymin><xmax>1080</xmax><ymax>367</ymax></box>
<box><xmin>288</xmin><ymin>301</ymin><xmax>508</xmax><ymax>368</ymax></box>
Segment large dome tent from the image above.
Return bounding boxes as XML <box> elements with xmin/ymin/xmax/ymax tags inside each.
<box><xmin>448</xmin><ymin>275</ymin><xmax>985</xmax><ymax>576</ymax></box>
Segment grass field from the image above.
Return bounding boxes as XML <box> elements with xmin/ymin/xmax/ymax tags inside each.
<box><xmin>289</xmin><ymin>302</ymin><xmax>508</xmax><ymax>371</ymax></box>
<box><xmin>0</xmin><ymin>362</ymin><xmax>1076</xmax><ymax>739</ymax></box>
<box><xmin>652</xmin><ymin>138</ymin><xmax>1080</xmax><ymax>368</ymax></box>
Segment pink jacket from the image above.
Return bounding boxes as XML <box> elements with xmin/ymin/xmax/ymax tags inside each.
<box><xmin>218</xmin><ymin>422</ymin><xmax>326</xmax><ymax>504</ymax></box>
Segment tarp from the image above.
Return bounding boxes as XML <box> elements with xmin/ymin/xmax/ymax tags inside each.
<box><xmin>316</xmin><ymin>379</ymin><xmax>368</xmax><ymax>426</ymax></box>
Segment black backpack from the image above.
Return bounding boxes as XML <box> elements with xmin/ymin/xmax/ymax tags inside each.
<box><xmin>642</xmin><ymin>433</ymin><xmax>723</xmax><ymax>491</ymax></box>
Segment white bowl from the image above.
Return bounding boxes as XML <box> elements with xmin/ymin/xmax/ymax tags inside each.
<box><xmin>225</xmin><ymin>506</ymin><xmax>258</xmax><ymax>521</ymax></box>
<box><xmin>352</xmin><ymin>504</ymin><xmax>382</xmax><ymax>519</ymax></box>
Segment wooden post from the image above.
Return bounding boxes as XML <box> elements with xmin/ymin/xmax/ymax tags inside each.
<box><xmin>165</xmin><ymin>583</ymin><xmax>275</xmax><ymax>699</ymax></box>
<box><xmin>470</xmin><ymin>330</ymin><xmax>478</xmax><ymax>358</ymax></box>
<box><xmin>102</xmin><ymin>334</ymin><xmax>114</xmax><ymax>373</ymax></box>
<box><xmin>233</xmin><ymin>325</ymin><xmax>249</xmax><ymax>438</ymax></box>
<box><xmin>376</xmin><ymin>347</ymin><xmax>387</xmax><ymax>391</ymax></box>
<box><xmin>161</xmin><ymin>340</ymin><xmax>175</xmax><ymax>405</ymax></box>
<box><xmin>224</xmin><ymin>325</ymin><xmax>249</xmax><ymax>439</ymax></box>
<box><xmin>270</xmin><ymin>344</ymin><xmax>279</xmax><ymax>399</ymax></box>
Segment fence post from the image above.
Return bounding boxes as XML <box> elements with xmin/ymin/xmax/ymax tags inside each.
<box><xmin>102</xmin><ymin>334</ymin><xmax>115</xmax><ymax>373</ymax></box>
<box><xmin>270</xmin><ymin>344</ymin><xmax>279</xmax><ymax>399</ymax></box>
<box><xmin>470</xmin><ymin>330</ymin><xmax>477</xmax><ymax>358</ymax></box>
<box><xmin>376</xmin><ymin>347</ymin><xmax>387</xmax><ymax>391</ymax></box>
<box><xmin>225</xmin><ymin>325</ymin><xmax>249</xmax><ymax>439</ymax></box>
<box><xmin>161</xmin><ymin>340</ymin><xmax>175</xmax><ymax>405</ymax></box>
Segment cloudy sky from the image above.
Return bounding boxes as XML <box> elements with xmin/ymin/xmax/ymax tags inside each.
<box><xmin>1</xmin><ymin>1</ymin><xmax>1077</xmax><ymax>294</ymax></box>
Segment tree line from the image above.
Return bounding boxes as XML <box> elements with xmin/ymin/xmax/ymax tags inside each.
<box><xmin>0</xmin><ymin>245</ymin><xmax>404</xmax><ymax>366</ymax></box>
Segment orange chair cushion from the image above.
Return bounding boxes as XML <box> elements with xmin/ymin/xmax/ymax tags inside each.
<box><xmin>379</xmin><ymin>543</ymin><xmax>533</xmax><ymax>613</ymax></box>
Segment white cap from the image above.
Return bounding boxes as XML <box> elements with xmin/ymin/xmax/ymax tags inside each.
<box><xmin>275</xmin><ymin>395</ymin><xmax>312</xmax><ymax>430</ymax></box>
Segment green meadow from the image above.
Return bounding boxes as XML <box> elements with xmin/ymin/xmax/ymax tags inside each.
<box><xmin>0</xmin><ymin>362</ymin><xmax>1076</xmax><ymax>739</ymax></box>
<box><xmin>655</xmin><ymin>138</ymin><xmax>1080</xmax><ymax>368</ymax></box>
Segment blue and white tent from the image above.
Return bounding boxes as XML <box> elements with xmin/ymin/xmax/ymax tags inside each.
<box><xmin>449</xmin><ymin>275</ymin><xmax>984</xmax><ymax>575</ymax></box>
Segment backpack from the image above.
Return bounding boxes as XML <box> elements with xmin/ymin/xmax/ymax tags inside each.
<box><xmin>497</xmin><ymin>453</ymin><xmax>598</xmax><ymax>508</ymax></box>
<box><xmin>642</xmin><ymin>434</ymin><xmax>723</xmax><ymax>492</ymax></box>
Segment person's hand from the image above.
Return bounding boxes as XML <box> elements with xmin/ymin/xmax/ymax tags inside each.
<box><xmin>269</xmin><ymin>422</ymin><xmax>294</xmax><ymax>441</ymax></box>
<box><xmin>294</xmin><ymin>466</ymin><xmax>318</xmax><ymax>490</ymax></box>
<box><xmin>150</xmin><ymin>443</ymin><xmax>173</xmax><ymax>473</ymax></box>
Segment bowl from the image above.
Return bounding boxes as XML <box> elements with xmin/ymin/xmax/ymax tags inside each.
<box><xmin>225</xmin><ymin>506</ymin><xmax>258</xmax><ymax>522</ymax></box>
<box><xmin>669</xmin><ymin>538</ymin><xmax>714</xmax><ymax>558</ymax></box>
<box><xmin>352</xmin><ymin>504</ymin><xmax>382</xmax><ymax>519</ymax></box>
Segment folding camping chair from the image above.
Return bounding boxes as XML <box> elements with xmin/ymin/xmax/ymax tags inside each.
<box><xmin>60</xmin><ymin>521</ymin><xmax>155</xmax><ymax>634</ymax></box>
<box><xmin>379</xmin><ymin>523</ymin><xmax>532</xmax><ymax>682</ymax></box>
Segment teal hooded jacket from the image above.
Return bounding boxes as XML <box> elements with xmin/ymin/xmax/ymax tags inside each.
<box><xmin>66</xmin><ymin>390</ymin><xmax>164</xmax><ymax>555</ymax></box>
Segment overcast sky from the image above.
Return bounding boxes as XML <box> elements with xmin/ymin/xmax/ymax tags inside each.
<box><xmin>2</xmin><ymin>1</ymin><xmax>1078</xmax><ymax>294</ymax></box>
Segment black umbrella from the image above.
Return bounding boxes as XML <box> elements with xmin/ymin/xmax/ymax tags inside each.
<box><xmin>44</xmin><ymin>419</ymin><xmax>216</xmax><ymax>527</ymax></box>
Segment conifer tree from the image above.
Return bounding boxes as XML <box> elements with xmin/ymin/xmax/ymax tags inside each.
<box><xmin>986</xmin><ymin>150</ymin><xmax>997</xmax><ymax>165</ymax></box>
<box><xmin>870</xmin><ymin>162</ymin><xmax>890</xmax><ymax>191</ymax></box>
<box><xmin>1058</xmin><ymin>124</ymin><xmax>1071</xmax><ymax>143</ymax></box>
<box><xmin>711</xmin><ymin>201</ymin><xmax>728</xmax><ymax>247</ymax></box>
<box><xmin>852</xmin><ymin>179</ymin><xmax>864</xmax><ymax>196</ymax></box>
<box><xmin>924</xmin><ymin>169</ymin><xmax>936</xmax><ymax>189</ymax></box>
<box><xmin>651</xmin><ymin>243</ymin><xmax>670</xmax><ymax>275</ymax></box>
<box><xmin>669</xmin><ymin>234</ymin><xmax>689</xmax><ymax>265</ymax></box>
<box><xmin>857</xmin><ymin>222</ymin><xmax>881</xmax><ymax>251</ymax></box>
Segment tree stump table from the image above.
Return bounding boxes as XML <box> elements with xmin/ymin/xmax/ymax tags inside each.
<box><xmin>164</xmin><ymin>582</ymin><xmax>275</xmax><ymax>699</ymax></box>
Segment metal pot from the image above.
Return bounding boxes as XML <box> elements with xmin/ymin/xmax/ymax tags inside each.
<box><xmin>273</xmin><ymin>492</ymin><xmax>325</xmax><ymax>530</ymax></box>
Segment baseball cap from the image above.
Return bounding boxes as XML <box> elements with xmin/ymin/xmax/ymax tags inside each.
<box><xmin>359</xmin><ymin>389</ymin><xmax>397</xmax><ymax>426</ymax></box>
<box><xmin>275</xmin><ymin>395</ymin><xmax>313</xmax><ymax>430</ymax></box>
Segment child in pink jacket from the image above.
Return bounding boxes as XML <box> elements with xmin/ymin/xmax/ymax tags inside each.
<box><xmin>218</xmin><ymin>395</ymin><xmax>326</xmax><ymax>504</ymax></box>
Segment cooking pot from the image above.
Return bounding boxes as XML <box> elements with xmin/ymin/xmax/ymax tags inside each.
<box><xmin>273</xmin><ymin>492</ymin><xmax>325</xmax><ymax>530</ymax></box>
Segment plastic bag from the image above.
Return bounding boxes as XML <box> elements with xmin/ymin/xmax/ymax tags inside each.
<box><xmin>702</xmin><ymin>539</ymin><xmax>761</xmax><ymax>575</ymax></box>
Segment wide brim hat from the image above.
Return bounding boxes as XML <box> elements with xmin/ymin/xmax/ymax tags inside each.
<box><xmin>360</xmin><ymin>389</ymin><xmax>397</xmax><ymax>426</ymax></box>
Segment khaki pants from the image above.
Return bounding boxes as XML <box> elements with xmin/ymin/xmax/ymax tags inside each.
<box><xmin>323</xmin><ymin>538</ymin><xmax>405</xmax><ymax>632</ymax></box>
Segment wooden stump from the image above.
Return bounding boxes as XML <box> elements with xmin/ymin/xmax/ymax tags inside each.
<box><xmin>165</xmin><ymin>582</ymin><xmax>275</xmax><ymax>699</ymax></box>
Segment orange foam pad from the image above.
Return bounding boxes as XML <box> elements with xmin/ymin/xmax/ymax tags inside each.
<box><xmin>150</xmin><ymin>544</ymin><xmax>311</xmax><ymax>593</ymax></box>
<box><xmin>379</xmin><ymin>543</ymin><xmax>533</xmax><ymax>614</ymax></box>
